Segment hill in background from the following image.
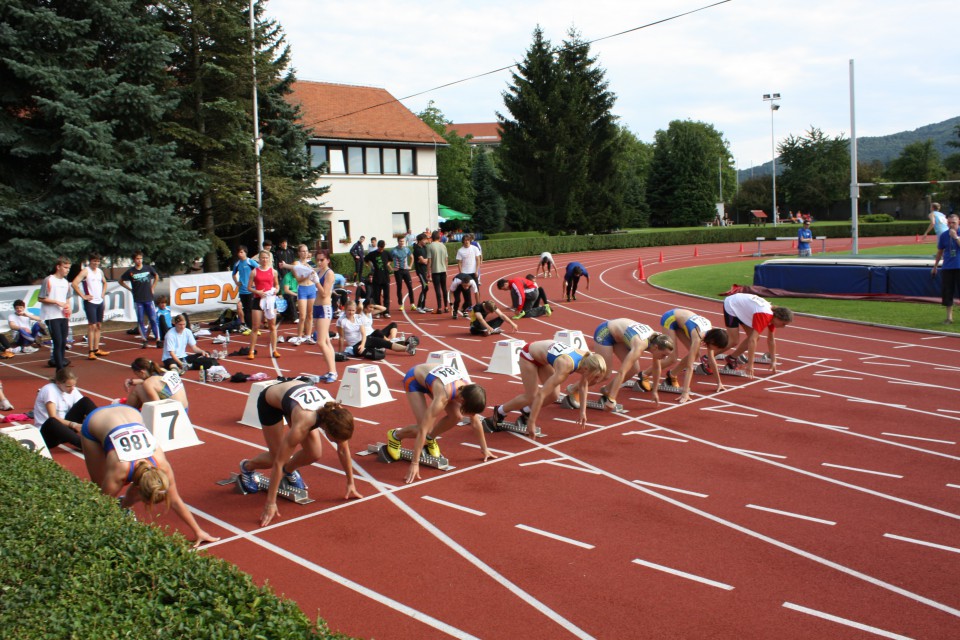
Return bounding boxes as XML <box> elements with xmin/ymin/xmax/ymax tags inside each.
<box><xmin>740</xmin><ymin>115</ymin><xmax>960</xmax><ymax>179</ymax></box>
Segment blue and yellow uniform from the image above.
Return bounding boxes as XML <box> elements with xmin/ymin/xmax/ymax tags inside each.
<box><xmin>593</xmin><ymin>321</ymin><xmax>654</xmax><ymax>346</ymax></box>
<box><xmin>81</xmin><ymin>404</ymin><xmax>158</xmax><ymax>482</ymax></box>
<box><xmin>521</xmin><ymin>342</ymin><xmax>586</xmax><ymax>370</ymax></box>
<box><xmin>660</xmin><ymin>309</ymin><xmax>711</xmax><ymax>340</ymax></box>
<box><xmin>404</xmin><ymin>366</ymin><xmax>461</xmax><ymax>399</ymax></box>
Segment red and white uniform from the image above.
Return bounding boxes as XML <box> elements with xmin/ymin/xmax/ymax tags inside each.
<box><xmin>724</xmin><ymin>294</ymin><xmax>775</xmax><ymax>333</ymax></box>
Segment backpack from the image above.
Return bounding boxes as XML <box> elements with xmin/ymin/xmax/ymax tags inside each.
<box><xmin>211</xmin><ymin>308</ymin><xmax>241</xmax><ymax>332</ymax></box>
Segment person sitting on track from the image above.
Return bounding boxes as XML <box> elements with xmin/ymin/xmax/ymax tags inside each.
<box><xmin>562</xmin><ymin>262</ymin><xmax>590</xmax><ymax>302</ymax></box>
<box><xmin>337</xmin><ymin>300</ymin><xmax>419</xmax><ymax>357</ymax></box>
<box><xmin>487</xmin><ymin>340</ymin><xmax>607</xmax><ymax>439</ymax></box>
<box><xmin>537</xmin><ymin>251</ymin><xmax>557</xmax><ymax>278</ymax></box>
<box><xmin>592</xmin><ymin>319</ymin><xmax>674</xmax><ymax>408</ymax></box>
<box><xmin>496</xmin><ymin>276</ymin><xmax>551</xmax><ymax>319</ymax></box>
<box><xmin>386</xmin><ymin>363</ymin><xmax>493</xmax><ymax>484</ymax></box>
<box><xmin>722</xmin><ymin>293</ymin><xmax>793</xmax><ymax>378</ymax></box>
<box><xmin>33</xmin><ymin>367</ymin><xmax>97</xmax><ymax>451</ymax></box>
<box><xmin>468</xmin><ymin>300</ymin><xmax>518</xmax><ymax>336</ymax></box>
<box><xmin>162</xmin><ymin>314</ymin><xmax>216</xmax><ymax>372</ymax></box>
<box><xmin>655</xmin><ymin>309</ymin><xmax>729</xmax><ymax>404</ymax></box>
<box><xmin>237</xmin><ymin>380</ymin><xmax>361</xmax><ymax>527</ymax></box>
<box><xmin>81</xmin><ymin>404</ymin><xmax>219</xmax><ymax>548</ymax></box>
<box><xmin>124</xmin><ymin>358</ymin><xmax>189</xmax><ymax>411</ymax></box>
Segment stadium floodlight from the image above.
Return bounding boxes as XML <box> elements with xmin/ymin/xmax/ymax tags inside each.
<box><xmin>762</xmin><ymin>92</ymin><xmax>781</xmax><ymax>226</ymax></box>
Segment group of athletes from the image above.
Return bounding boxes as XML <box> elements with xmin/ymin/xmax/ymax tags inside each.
<box><xmin>73</xmin><ymin>251</ymin><xmax>793</xmax><ymax>542</ymax></box>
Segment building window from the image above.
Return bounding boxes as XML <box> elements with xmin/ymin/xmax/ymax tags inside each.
<box><xmin>328</xmin><ymin>147</ymin><xmax>346</xmax><ymax>173</ymax></box>
<box><xmin>399</xmin><ymin>149</ymin><xmax>414</xmax><ymax>175</ymax></box>
<box><xmin>347</xmin><ymin>146</ymin><xmax>364</xmax><ymax>174</ymax></box>
<box><xmin>365</xmin><ymin>147</ymin><xmax>381</xmax><ymax>174</ymax></box>
<box><xmin>339</xmin><ymin>220</ymin><xmax>351</xmax><ymax>244</ymax></box>
<box><xmin>310</xmin><ymin>146</ymin><xmax>327</xmax><ymax>169</ymax></box>
<box><xmin>392</xmin><ymin>212</ymin><xmax>409</xmax><ymax>237</ymax></box>
<box><xmin>382</xmin><ymin>148</ymin><xmax>398</xmax><ymax>174</ymax></box>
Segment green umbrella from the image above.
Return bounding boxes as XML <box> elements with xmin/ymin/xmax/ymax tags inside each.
<box><xmin>438</xmin><ymin>204</ymin><xmax>472</xmax><ymax>221</ymax></box>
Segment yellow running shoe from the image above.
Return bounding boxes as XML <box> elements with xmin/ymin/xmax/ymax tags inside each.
<box><xmin>423</xmin><ymin>437</ymin><xmax>441</xmax><ymax>458</ymax></box>
<box><xmin>386</xmin><ymin>429</ymin><xmax>402</xmax><ymax>461</ymax></box>
<box><xmin>638</xmin><ymin>376</ymin><xmax>653</xmax><ymax>392</ymax></box>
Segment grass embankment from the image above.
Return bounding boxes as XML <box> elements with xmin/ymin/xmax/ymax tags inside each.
<box><xmin>649</xmin><ymin>244</ymin><xmax>957</xmax><ymax>334</ymax></box>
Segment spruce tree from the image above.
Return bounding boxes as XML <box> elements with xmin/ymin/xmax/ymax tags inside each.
<box><xmin>0</xmin><ymin>0</ymin><xmax>207</xmax><ymax>284</ymax></box>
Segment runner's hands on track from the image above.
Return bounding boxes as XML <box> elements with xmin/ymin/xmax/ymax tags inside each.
<box><xmin>260</xmin><ymin>502</ymin><xmax>279</xmax><ymax>527</ymax></box>
<box><xmin>345</xmin><ymin>485</ymin><xmax>363</xmax><ymax>500</ymax></box>
<box><xmin>193</xmin><ymin>530</ymin><xmax>221</xmax><ymax>548</ymax></box>
<box><xmin>481</xmin><ymin>448</ymin><xmax>498</xmax><ymax>461</ymax></box>
<box><xmin>577</xmin><ymin>409</ymin><xmax>588</xmax><ymax>428</ymax></box>
<box><xmin>405</xmin><ymin>463</ymin><xmax>421</xmax><ymax>484</ymax></box>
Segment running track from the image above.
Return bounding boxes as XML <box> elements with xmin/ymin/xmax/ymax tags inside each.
<box><xmin>5</xmin><ymin>238</ymin><xmax>959</xmax><ymax>639</ymax></box>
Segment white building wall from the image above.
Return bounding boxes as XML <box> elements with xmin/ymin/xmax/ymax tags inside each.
<box><xmin>313</xmin><ymin>147</ymin><xmax>439</xmax><ymax>253</ymax></box>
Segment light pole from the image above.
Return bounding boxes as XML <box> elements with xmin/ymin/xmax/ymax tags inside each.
<box><xmin>250</xmin><ymin>0</ymin><xmax>264</xmax><ymax>249</ymax></box>
<box><xmin>763</xmin><ymin>92</ymin><xmax>780</xmax><ymax>227</ymax></box>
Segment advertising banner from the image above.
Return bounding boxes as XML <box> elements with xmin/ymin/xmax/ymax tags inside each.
<box><xmin>0</xmin><ymin>283</ymin><xmax>135</xmax><ymax>333</ymax></box>
<box><xmin>168</xmin><ymin>271</ymin><xmax>238</xmax><ymax>314</ymax></box>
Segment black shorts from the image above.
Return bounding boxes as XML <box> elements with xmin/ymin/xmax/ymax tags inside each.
<box><xmin>257</xmin><ymin>389</ymin><xmax>285</xmax><ymax>427</ymax></box>
<box><xmin>540</xmin><ymin>257</ymin><xmax>550</xmax><ymax>266</ymax></box>
<box><xmin>722</xmin><ymin>307</ymin><xmax>744</xmax><ymax>330</ymax></box>
<box><xmin>83</xmin><ymin>301</ymin><xmax>104</xmax><ymax>324</ymax></box>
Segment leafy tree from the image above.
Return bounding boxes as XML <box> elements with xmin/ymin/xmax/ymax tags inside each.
<box><xmin>777</xmin><ymin>127</ymin><xmax>849</xmax><ymax>215</ymax></box>
<box><xmin>157</xmin><ymin>0</ymin><xmax>324</xmax><ymax>270</ymax></box>
<box><xmin>470</xmin><ymin>151</ymin><xmax>505</xmax><ymax>234</ymax></box>
<box><xmin>856</xmin><ymin>160</ymin><xmax>889</xmax><ymax>214</ymax></box>
<box><xmin>0</xmin><ymin>0</ymin><xmax>208</xmax><ymax>284</ymax></box>
<box><xmin>418</xmin><ymin>101</ymin><xmax>475</xmax><ymax>215</ymax></box>
<box><xmin>886</xmin><ymin>139</ymin><xmax>946</xmax><ymax>206</ymax></box>
<box><xmin>647</xmin><ymin>120</ymin><xmax>731</xmax><ymax>227</ymax></box>
<box><xmin>616</xmin><ymin>126</ymin><xmax>653</xmax><ymax>227</ymax></box>
<box><xmin>730</xmin><ymin>176</ymin><xmax>771</xmax><ymax>223</ymax></box>
<box><xmin>497</xmin><ymin>26</ymin><xmax>625</xmax><ymax>234</ymax></box>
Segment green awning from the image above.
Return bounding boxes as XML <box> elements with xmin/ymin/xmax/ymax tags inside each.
<box><xmin>438</xmin><ymin>204</ymin><xmax>472</xmax><ymax>221</ymax></box>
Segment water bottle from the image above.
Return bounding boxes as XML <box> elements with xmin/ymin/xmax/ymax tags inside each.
<box><xmin>200</xmin><ymin>366</ymin><xmax>206</xmax><ymax>384</ymax></box>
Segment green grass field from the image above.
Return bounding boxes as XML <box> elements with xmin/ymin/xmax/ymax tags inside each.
<box><xmin>648</xmin><ymin>244</ymin><xmax>958</xmax><ymax>334</ymax></box>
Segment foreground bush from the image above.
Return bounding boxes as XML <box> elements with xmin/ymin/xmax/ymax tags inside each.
<box><xmin>0</xmin><ymin>437</ymin><xmax>352</xmax><ymax>640</ymax></box>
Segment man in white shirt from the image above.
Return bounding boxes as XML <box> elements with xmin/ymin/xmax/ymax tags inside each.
<box><xmin>72</xmin><ymin>251</ymin><xmax>110</xmax><ymax>360</ymax></box>
<box><xmin>8</xmin><ymin>299</ymin><xmax>46</xmax><ymax>352</ymax></box>
<box><xmin>37</xmin><ymin>256</ymin><xmax>72</xmax><ymax>369</ymax></box>
<box><xmin>456</xmin><ymin>234</ymin><xmax>481</xmax><ymax>284</ymax></box>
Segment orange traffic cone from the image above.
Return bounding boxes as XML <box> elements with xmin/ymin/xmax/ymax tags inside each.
<box><xmin>739</xmin><ymin>243</ymin><xmax>744</xmax><ymax>253</ymax></box>
<box><xmin>693</xmin><ymin>246</ymin><xmax>700</xmax><ymax>257</ymax></box>
<box><xmin>791</xmin><ymin>240</ymin><xmax>796</xmax><ymax>249</ymax></box>
<box><xmin>637</xmin><ymin>257</ymin><xmax>646</xmax><ymax>281</ymax></box>
<box><xmin>659</xmin><ymin>251</ymin><xmax>665</xmax><ymax>263</ymax></box>
<box><xmin>916</xmin><ymin>234</ymin><xmax>921</xmax><ymax>243</ymax></box>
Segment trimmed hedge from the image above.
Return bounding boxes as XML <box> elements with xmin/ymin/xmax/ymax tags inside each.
<box><xmin>328</xmin><ymin>222</ymin><xmax>927</xmax><ymax>275</ymax></box>
<box><xmin>0</xmin><ymin>437</ymin><xmax>352</xmax><ymax>640</ymax></box>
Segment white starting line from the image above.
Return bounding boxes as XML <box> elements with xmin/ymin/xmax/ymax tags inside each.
<box><xmin>883</xmin><ymin>533</ymin><xmax>960</xmax><ymax>555</ymax></box>
<box><xmin>880</xmin><ymin>433</ymin><xmax>955</xmax><ymax>445</ymax></box>
<box><xmin>421</xmin><ymin>495</ymin><xmax>486</xmax><ymax>517</ymax></box>
<box><xmin>746</xmin><ymin>504</ymin><xmax>836</xmax><ymax>526</ymax></box>
<box><xmin>631</xmin><ymin>558</ymin><xmax>733</xmax><ymax>591</ymax></box>
<box><xmin>516</xmin><ymin>524</ymin><xmax>594</xmax><ymax>550</ymax></box>
<box><xmin>632</xmin><ymin>479</ymin><xmax>708</xmax><ymax>498</ymax></box>
<box><xmin>782</xmin><ymin>602</ymin><xmax>912</xmax><ymax>640</ymax></box>
<box><xmin>821</xmin><ymin>463</ymin><xmax>903</xmax><ymax>479</ymax></box>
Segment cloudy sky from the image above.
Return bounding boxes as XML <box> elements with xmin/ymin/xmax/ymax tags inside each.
<box><xmin>265</xmin><ymin>0</ymin><xmax>959</xmax><ymax>169</ymax></box>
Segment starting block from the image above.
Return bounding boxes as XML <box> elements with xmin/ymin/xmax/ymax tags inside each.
<box><xmin>486</xmin><ymin>339</ymin><xmax>524</xmax><ymax>376</ymax></box>
<box><xmin>360</xmin><ymin>442</ymin><xmax>454</xmax><ymax>471</ymax></box>
<box><xmin>553</xmin><ymin>329</ymin><xmax>587</xmax><ymax>351</ymax></box>
<box><xmin>141</xmin><ymin>398</ymin><xmax>201</xmax><ymax>452</ymax></box>
<box><xmin>482</xmin><ymin>417</ymin><xmax>543</xmax><ymax>437</ymax></box>
<box><xmin>657</xmin><ymin>383</ymin><xmax>683</xmax><ymax>394</ymax></box>
<box><xmin>694</xmin><ymin>364</ymin><xmax>747</xmax><ymax>377</ymax></box>
<box><xmin>239</xmin><ymin>379</ymin><xmax>283</xmax><ymax>428</ymax></box>
<box><xmin>216</xmin><ymin>472</ymin><xmax>314</xmax><ymax>504</ymax></box>
<box><xmin>1</xmin><ymin>424</ymin><xmax>51</xmax><ymax>458</ymax></box>
<box><xmin>556</xmin><ymin>394</ymin><xmax>624</xmax><ymax>413</ymax></box>
<box><xmin>336</xmin><ymin>363</ymin><xmax>394</xmax><ymax>408</ymax></box>
<box><xmin>426</xmin><ymin>350</ymin><xmax>471</xmax><ymax>383</ymax></box>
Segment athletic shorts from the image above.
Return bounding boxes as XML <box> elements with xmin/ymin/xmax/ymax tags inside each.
<box><xmin>540</xmin><ymin>257</ymin><xmax>551</xmax><ymax>266</ymax></box>
<box><xmin>403</xmin><ymin>368</ymin><xmax>431</xmax><ymax>395</ymax></box>
<box><xmin>298</xmin><ymin>285</ymin><xmax>317</xmax><ymax>301</ymax></box>
<box><xmin>82</xmin><ymin>301</ymin><xmax>104</xmax><ymax>324</ymax></box>
<box><xmin>593</xmin><ymin>321</ymin><xmax>616</xmax><ymax>347</ymax></box>
<box><xmin>257</xmin><ymin>389</ymin><xmax>285</xmax><ymax>427</ymax></box>
<box><xmin>519</xmin><ymin>343</ymin><xmax>543</xmax><ymax>367</ymax></box>
<box><xmin>313</xmin><ymin>304</ymin><xmax>332</xmax><ymax>319</ymax></box>
<box><xmin>722</xmin><ymin>305</ymin><xmax>743</xmax><ymax>330</ymax></box>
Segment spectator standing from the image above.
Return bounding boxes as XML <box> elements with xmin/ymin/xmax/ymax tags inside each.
<box><xmin>72</xmin><ymin>252</ymin><xmax>110</xmax><ymax>360</ymax></box>
<box><xmin>367</xmin><ymin>237</ymin><xmax>377</xmax><ymax>254</ymax></box>
<box><xmin>38</xmin><ymin>256</ymin><xmax>72</xmax><ymax>369</ymax></box>
<box><xmin>390</xmin><ymin>237</ymin><xmax>415</xmax><ymax>311</ymax></box>
<box><xmin>932</xmin><ymin>212</ymin><xmax>960</xmax><ymax>324</ymax></box>
<box><xmin>404</xmin><ymin>228</ymin><xmax>417</xmax><ymax>246</ymax></box>
<box><xmin>363</xmin><ymin>239</ymin><xmax>392</xmax><ymax>317</ymax></box>
<box><xmin>925</xmin><ymin>202</ymin><xmax>948</xmax><ymax>241</ymax></box>
<box><xmin>426</xmin><ymin>230</ymin><xmax>449</xmax><ymax>314</ymax></box>
<box><xmin>119</xmin><ymin>252</ymin><xmax>160</xmax><ymax>349</ymax></box>
<box><xmin>412</xmin><ymin>233</ymin><xmax>432</xmax><ymax>313</ymax></box>
<box><xmin>273</xmin><ymin>238</ymin><xmax>297</xmax><ymax>271</ymax></box>
<box><xmin>231</xmin><ymin>246</ymin><xmax>258</xmax><ymax>330</ymax></box>
<box><xmin>797</xmin><ymin>220</ymin><xmax>814</xmax><ymax>257</ymax></box>
<box><xmin>349</xmin><ymin>236</ymin><xmax>366</xmax><ymax>285</ymax></box>
<box><xmin>456</xmin><ymin>234</ymin><xmax>481</xmax><ymax>283</ymax></box>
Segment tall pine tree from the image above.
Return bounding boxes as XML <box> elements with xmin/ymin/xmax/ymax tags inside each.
<box><xmin>0</xmin><ymin>0</ymin><xmax>207</xmax><ymax>284</ymax></box>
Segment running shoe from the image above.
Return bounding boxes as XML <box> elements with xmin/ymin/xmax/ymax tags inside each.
<box><xmin>405</xmin><ymin>336</ymin><xmax>420</xmax><ymax>354</ymax></box>
<box><xmin>288</xmin><ymin>336</ymin><xmax>302</xmax><ymax>345</ymax></box>
<box><xmin>512</xmin><ymin>311</ymin><xmax>525</xmax><ymax>320</ymax></box>
<box><xmin>571</xmin><ymin>295</ymin><xmax>577</xmax><ymax>301</ymax></box>
<box><xmin>87</xmin><ymin>351</ymin><xmax>98</xmax><ymax>361</ymax></box>
<box><xmin>212</xmin><ymin>335</ymin><xmax>227</xmax><ymax>344</ymax></box>
<box><xmin>241</xmin><ymin>328</ymin><xmax>252</xmax><ymax>336</ymax></box>
<box><xmin>382</xmin><ymin>313</ymin><xmax>391</xmax><ymax>319</ymax></box>
<box><xmin>386</xmin><ymin>429</ymin><xmax>402</xmax><ymax>461</ymax></box>
<box><xmin>665</xmin><ymin>372</ymin><xmax>679</xmax><ymax>387</ymax></box>
<box><xmin>725</xmin><ymin>355</ymin><xmax>740</xmax><ymax>370</ymax></box>
<box><xmin>155</xmin><ymin>341</ymin><xmax>162</xmax><ymax>349</ymax></box>
<box><xmin>247</xmin><ymin>351</ymin><xmax>256</xmax><ymax>360</ymax></box>
<box><xmin>272</xmin><ymin>351</ymin><xmax>281</xmax><ymax>358</ymax></box>
<box><xmin>423</xmin><ymin>437</ymin><xmax>442</xmax><ymax>458</ymax></box>
<box><xmin>565</xmin><ymin>297</ymin><xmax>571</xmax><ymax>302</ymax></box>
<box><xmin>318</xmin><ymin>372</ymin><xmax>338</xmax><ymax>384</ymax></box>
<box><xmin>637</xmin><ymin>376</ymin><xmax>653</xmax><ymax>392</ymax></box>
<box><xmin>141</xmin><ymin>341</ymin><xmax>148</xmax><ymax>349</ymax></box>
<box><xmin>237</xmin><ymin>460</ymin><xmax>259</xmax><ymax>493</ymax></box>
<box><xmin>0</xmin><ymin>400</ymin><xmax>13</xmax><ymax>411</ymax></box>
<box><xmin>282</xmin><ymin>468</ymin><xmax>306</xmax><ymax>490</ymax></box>
<box><xmin>304</xmin><ymin>336</ymin><xmax>317</xmax><ymax>345</ymax></box>
<box><xmin>491</xmin><ymin>327</ymin><xmax>502</xmax><ymax>335</ymax></box>
<box><xmin>543</xmin><ymin>304</ymin><xmax>552</xmax><ymax>317</ymax></box>
<box><xmin>699</xmin><ymin>355</ymin><xmax>714</xmax><ymax>374</ymax></box>
<box><xmin>94</xmin><ymin>348</ymin><xmax>110</xmax><ymax>356</ymax></box>
<box><xmin>415</xmin><ymin>307</ymin><xmax>427</xmax><ymax>314</ymax></box>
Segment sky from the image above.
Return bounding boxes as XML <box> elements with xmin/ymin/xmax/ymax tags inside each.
<box><xmin>265</xmin><ymin>0</ymin><xmax>960</xmax><ymax>170</ymax></box>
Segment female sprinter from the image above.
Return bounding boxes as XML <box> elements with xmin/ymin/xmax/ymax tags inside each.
<box><xmin>81</xmin><ymin>404</ymin><xmax>218</xmax><ymax>548</ymax></box>
<box><xmin>124</xmin><ymin>358</ymin><xmax>189</xmax><ymax>410</ymax></box>
<box><xmin>311</xmin><ymin>249</ymin><xmax>338</xmax><ymax>383</ymax></box>
<box><xmin>248</xmin><ymin>250</ymin><xmax>280</xmax><ymax>359</ymax></box>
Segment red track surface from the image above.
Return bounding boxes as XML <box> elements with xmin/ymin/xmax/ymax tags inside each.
<box><xmin>6</xmin><ymin>238</ymin><xmax>959</xmax><ymax>639</ymax></box>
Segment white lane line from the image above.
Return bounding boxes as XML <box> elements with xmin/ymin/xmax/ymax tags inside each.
<box><xmin>519</xmin><ymin>458</ymin><xmax>602</xmax><ymax>475</ymax></box>
<box><xmin>470</xmin><ymin>374</ymin><xmax>492</xmax><ymax>380</ymax></box>
<box><xmin>937</xmin><ymin>408</ymin><xmax>960</xmax><ymax>415</ymax></box>
<box><xmin>421</xmin><ymin>495</ymin><xmax>486</xmax><ymax>517</ymax></box>
<box><xmin>631</xmin><ymin>558</ymin><xmax>733</xmax><ymax>591</ymax></box>
<box><xmin>922</xmin><ymin>335</ymin><xmax>947</xmax><ymax>340</ymax></box>
<box><xmin>701</xmin><ymin>406</ymin><xmax>758</xmax><ymax>418</ymax></box>
<box><xmin>821</xmin><ymin>463</ymin><xmax>903</xmax><ymax>479</ymax></box>
<box><xmin>884</xmin><ymin>533</ymin><xmax>960</xmax><ymax>555</ymax></box>
<box><xmin>886</xmin><ymin>380</ymin><xmax>927</xmax><ymax>387</ymax></box>
<box><xmin>624</xmin><ymin>430</ymin><xmax>689</xmax><ymax>443</ymax></box>
<box><xmin>847</xmin><ymin>398</ymin><xmax>908</xmax><ymax>409</ymax></box>
<box><xmin>934</xmin><ymin>366</ymin><xmax>960</xmax><ymax>372</ymax></box>
<box><xmin>460</xmin><ymin>442</ymin><xmax>511</xmax><ymax>456</ymax></box>
<box><xmin>354</xmin><ymin>417</ymin><xmax>379</xmax><ymax>425</ymax></box>
<box><xmin>766</xmin><ymin>387</ymin><xmax>821</xmax><ymax>398</ymax></box>
<box><xmin>782</xmin><ymin>602</ymin><xmax>912</xmax><ymax>640</ymax></box>
<box><xmin>745</xmin><ymin>504</ymin><xmax>836</xmax><ymax>525</ymax></box>
<box><xmin>814</xmin><ymin>372</ymin><xmax>864</xmax><ymax>381</ymax></box>
<box><xmin>516</xmin><ymin>524</ymin><xmax>595</xmax><ymax>549</ymax></box>
<box><xmin>555</xmin><ymin>418</ymin><xmax>603</xmax><ymax>429</ymax></box>
<box><xmin>947</xmin><ymin>483</ymin><xmax>960</xmax><ymax>490</ymax></box>
<box><xmin>729</xmin><ymin>448</ymin><xmax>787</xmax><ymax>460</ymax></box>
<box><xmin>507</xmin><ymin>379</ymin><xmax>524</xmax><ymax>385</ymax></box>
<box><xmin>785</xmin><ymin>418</ymin><xmax>849</xmax><ymax>430</ymax></box>
<box><xmin>861</xmin><ymin>361</ymin><xmax>911</xmax><ymax>367</ymax></box>
<box><xmin>458</xmin><ymin>338</ymin><xmax>482</xmax><ymax>342</ymax></box>
<box><xmin>633</xmin><ymin>480</ymin><xmax>708</xmax><ymax>498</ymax></box>
<box><xmin>880</xmin><ymin>433</ymin><xmax>955</xmax><ymax>445</ymax></box>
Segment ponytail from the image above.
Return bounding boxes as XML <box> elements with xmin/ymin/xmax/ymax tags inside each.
<box><xmin>316</xmin><ymin>401</ymin><xmax>354</xmax><ymax>442</ymax></box>
<box><xmin>132</xmin><ymin>460</ymin><xmax>170</xmax><ymax>510</ymax></box>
